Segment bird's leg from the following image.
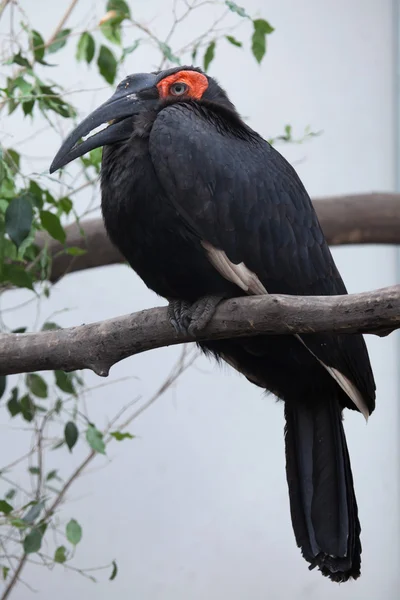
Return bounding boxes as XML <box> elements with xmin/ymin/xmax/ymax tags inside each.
<box><xmin>167</xmin><ymin>299</ymin><xmax>192</xmax><ymax>334</ymax></box>
<box><xmin>167</xmin><ymin>295</ymin><xmax>224</xmax><ymax>336</ymax></box>
<box><xmin>186</xmin><ymin>295</ymin><xmax>224</xmax><ymax>335</ymax></box>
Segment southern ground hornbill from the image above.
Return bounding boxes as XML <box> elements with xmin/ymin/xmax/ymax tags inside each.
<box><xmin>50</xmin><ymin>66</ymin><xmax>376</xmax><ymax>582</ymax></box>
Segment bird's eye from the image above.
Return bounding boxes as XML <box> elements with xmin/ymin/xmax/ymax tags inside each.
<box><xmin>170</xmin><ymin>82</ymin><xmax>188</xmax><ymax>96</ymax></box>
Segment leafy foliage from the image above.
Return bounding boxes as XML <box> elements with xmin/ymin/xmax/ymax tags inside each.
<box><xmin>0</xmin><ymin>1</ymin><xmax>314</xmax><ymax>596</ymax></box>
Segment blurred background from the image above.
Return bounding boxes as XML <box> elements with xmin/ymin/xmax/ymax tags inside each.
<box><xmin>0</xmin><ymin>0</ymin><xmax>399</xmax><ymax>599</ymax></box>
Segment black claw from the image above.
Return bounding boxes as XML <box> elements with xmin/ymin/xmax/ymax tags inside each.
<box><xmin>168</xmin><ymin>299</ymin><xmax>191</xmax><ymax>335</ymax></box>
<box><xmin>168</xmin><ymin>296</ymin><xmax>224</xmax><ymax>336</ymax></box>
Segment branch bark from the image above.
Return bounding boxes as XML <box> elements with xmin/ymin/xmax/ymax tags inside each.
<box><xmin>1</xmin><ymin>285</ymin><xmax>399</xmax><ymax>377</ymax></box>
<box><xmin>38</xmin><ymin>193</ymin><xmax>400</xmax><ymax>283</ymax></box>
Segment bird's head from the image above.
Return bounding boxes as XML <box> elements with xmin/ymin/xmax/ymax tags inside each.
<box><xmin>49</xmin><ymin>66</ymin><xmax>234</xmax><ymax>173</ymax></box>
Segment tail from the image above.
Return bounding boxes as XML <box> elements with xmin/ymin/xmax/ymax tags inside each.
<box><xmin>284</xmin><ymin>394</ymin><xmax>361</xmax><ymax>582</ymax></box>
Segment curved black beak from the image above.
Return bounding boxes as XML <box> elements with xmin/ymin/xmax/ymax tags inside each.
<box><xmin>50</xmin><ymin>73</ymin><xmax>158</xmax><ymax>173</ymax></box>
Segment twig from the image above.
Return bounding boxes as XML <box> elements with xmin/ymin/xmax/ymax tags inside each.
<box><xmin>105</xmin><ymin>346</ymin><xmax>198</xmax><ymax>436</ymax></box>
<box><xmin>45</xmin><ymin>0</ymin><xmax>80</xmax><ymax>48</ymax></box>
<box><xmin>0</xmin><ymin>554</ymin><xmax>28</xmax><ymax>600</ymax></box>
<box><xmin>0</xmin><ymin>0</ymin><xmax>11</xmax><ymax>21</ymax></box>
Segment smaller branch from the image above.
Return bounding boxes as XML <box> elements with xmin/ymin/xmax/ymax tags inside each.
<box><xmin>106</xmin><ymin>346</ymin><xmax>197</xmax><ymax>436</ymax></box>
<box><xmin>0</xmin><ymin>0</ymin><xmax>11</xmax><ymax>21</ymax></box>
<box><xmin>0</xmin><ymin>286</ymin><xmax>398</xmax><ymax>377</ymax></box>
<box><xmin>45</xmin><ymin>0</ymin><xmax>80</xmax><ymax>48</ymax></box>
<box><xmin>0</xmin><ymin>554</ymin><xmax>28</xmax><ymax>600</ymax></box>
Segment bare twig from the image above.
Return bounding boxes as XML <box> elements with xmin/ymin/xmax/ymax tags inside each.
<box><xmin>0</xmin><ymin>285</ymin><xmax>398</xmax><ymax>378</ymax></box>
<box><xmin>45</xmin><ymin>0</ymin><xmax>80</xmax><ymax>48</ymax></box>
<box><xmin>0</xmin><ymin>555</ymin><xmax>28</xmax><ymax>600</ymax></box>
<box><xmin>0</xmin><ymin>0</ymin><xmax>11</xmax><ymax>21</ymax></box>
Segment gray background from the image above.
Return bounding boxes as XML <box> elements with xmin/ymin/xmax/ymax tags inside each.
<box><xmin>0</xmin><ymin>0</ymin><xmax>398</xmax><ymax>598</ymax></box>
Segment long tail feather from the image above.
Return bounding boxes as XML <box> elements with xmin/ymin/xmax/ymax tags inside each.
<box><xmin>284</xmin><ymin>395</ymin><xmax>361</xmax><ymax>582</ymax></box>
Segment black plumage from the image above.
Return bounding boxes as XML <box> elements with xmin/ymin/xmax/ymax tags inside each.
<box><xmin>50</xmin><ymin>66</ymin><xmax>376</xmax><ymax>582</ymax></box>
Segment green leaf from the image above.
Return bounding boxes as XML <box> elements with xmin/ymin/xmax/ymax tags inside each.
<box><xmin>110</xmin><ymin>559</ymin><xmax>118</xmax><ymax>580</ymax></box>
<box><xmin>52</xmin><ymin>439</ymin><xmax>65</xmax><ymax>450</ymax></box>
<box><xmin>22</xmin><ymin>99</ymin><xmax>35</xmax><ymax>116</ymax></box>
<box><xmin>41</xmin><ymin>322</ymin><xmax>61</xmax><ymax>331</ymax></box>
<box><xmin>191</xmin><ymin>45</ymin><xmax>198</xmax><ymax>63</ymax></box>
<box><xmin>66</xmin><ymin>246</ymin><xmax>86</xmax><ymax>256</ymax></box>
<box><xmin>38</xmin><ymin>86</ymin><xmax>75</xmax><ymax>119</ymax></box>
<box><xmin>100</xmin><ymin>15</ymin><xmax>124</xmax><ymax>46</ymax></box>
<box><xmin>0</xmin><ymin>500</ymin><xmax>13</xmax><ymax>514</ymax></box>
<box><xmin>59</xmin><ymin>196</ymin><xmax>73</xmax><ymax>214</ymax></box>
<box><xmin>2</xmin><ymin>566</ymin><xmax>9</xmax><ymax>580</ymax></box>
<box><xmin>10</xmin><ymin>518</ymin><xmax>28</xmax><ymax>528</ymax></box>
<box><xmin>64</xmin><ymin>421</ymin><xmax>78</xmax><ymax>451</ymax></box>
<box><xmin>284</xmin><ymin>124</ymin><xmax>292</xmax><ymax>138</ymax></box>
<box><xmin>14</xmin><ymin>75</ymin><xmax>32</xmax><ymax>95</ymax></box>
<box><xmin>47</xmin><ymin>29</ymin><xmax>71</xmax><ymax>54</ymax></box>
<box><xmin>20</xmin><ymin>395</ymin><xmax>36</xmax><ymax>422</ymax></box>
<box><xmin>54</xmin><ymin>545</ymin><xmax>67</xmax><ymax>563</ymax></box>
<box><xmin>76</xmin><ymin>32</ymin><xmax>95</xmax><ymax>64</ymax></box>
<box><xmin>97</xmin><ymin>45</ymin><xmax>117</xmax><ymax>84</ymax></box>
<box><xmin>0</xmin><ymin>376</ymin><xmax>6</xmax><ymax>399</ymax></box>
<box><xmin>7</xmin><ymin>388</ymin><xmax>20</xmax><ymax>417</ymax></box>
<box><xmin>4</xmin><ymin>149</ymin><xmax>20</xmax><ymax>173</ymax></box>
<box><xmin>110</xmin><ymin>431</ymin><xmax>134</xmax><ymax>441</ymax></box>
<box><xmin>29</xmin><ymin>467</ymin><xmax>40</xmax><ymax>475</ymax></box>
<box><xmin>7</xmin><ymin>52</ymin><xmax>30</xmax><ymax>68</ymax></box>
<box><xmin>253</xmin><ymin>18</ymin><xmax>274</xmax><ymax>35</ymax></box>
<box><xmin>1</xmin><ymin>264</ymin><xmax>34</xmax><ymax>290</ymax></box>
<box><xmin>5</xmin><ymin>196</ymin><xmax>33</xmax><ymax>247</ymax></box>
<box><xmin>5</xmin><ymin>489</ymin><xmax>16</xmax><ymax>501</ymax></box>
<box><xmin>0</xmin><ymin>160</ymin><xmax>5</xmax><ymax>185</ymax></box>
<box><xmin>46</xmin><ymin>469</ymin><xmax>59</xmax><ymax>481</ymax></box>
<box><xmin>225</xmin><ymin>1</ymin><xmax>249</xmax><ymax>18</ymax></box>
<box><xmin>225</xmin><ymin>35</ymin><xmax>242</xmax><ymax>47</ymax></box>
<box><xmin>26</xmin><ymin>373</ymin><xmax>48</xmax><ymax>398</ymax></box>
<box><xmin>28</xmin><ymin>181</ymin><xmax>44</xmax><ymax>208</ymax></box>
<box><xmin>86</xmin><ymin>425</ymin><xmax>106</xmax><ymax>454</ymax></box>
<box><xmin>22</xmin><ymin>500</ymin><xmax>44</xmax><ymax>524</ymax></box>
<box><xmin>66</xmin><ymin>519</ymin><xmax>82</xmax><ymax>545</ymax></box>
<box><xmin>32</xmin><ymin>30</ymin><xmax>45</xmax><ymax>62</ymax></box>
<box><xmin>158</xmin><ymin>42</ymin><xmax>180</xmax><ymax>65</ymax></box>
<box><xmin>55</xmin><ymin>370</ymin><xmax>76</xmax><ymax>394</ymax></box>
<box><xmin>23</xmin><ymin>528</ymin><xmax>42</xmax><ymax>554</ymax></box>
<box><xmin>40</xmin><ymin>210</ymin><xmax>66</xmax><ymax>243</ymax></box>
<box><xmin>107</xmin><ymin>0</ymin><xmax>130</xmax><ymax>16</ymax></box>
<box><xmin>203</xmin><ymin>41</ymin><xmax>216</xmax><ymax>72</ymax></box>
<box><xmin>251</xmin><ymin>19</ymin><xmax>274</xmax><ymax>63</ymax></box>
<box><xmin>121</xmin><ymin>41</ymin><xmax>140</xmax><ymax>62</ymax></box>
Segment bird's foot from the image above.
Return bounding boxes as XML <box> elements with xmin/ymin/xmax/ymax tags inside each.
<box><xmin>168</xmin><ymin>296</ymin><xmax>224</xmax><ymax>336</ymax></box>
<box><xmin>168</xmin><ymin>299</ymin><xmax>192</xmax><ymax>335</ymax></box>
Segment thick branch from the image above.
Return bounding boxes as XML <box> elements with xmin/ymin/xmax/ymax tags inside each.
<box><xmin>38</xmin><ymin>193</ymin><xmax>400</xmax><ymax>283</ymax></box>
<box><xmin>1</xmin><ymin>285</ymin><xmax>399</xmax><ymax>377</ymax></box>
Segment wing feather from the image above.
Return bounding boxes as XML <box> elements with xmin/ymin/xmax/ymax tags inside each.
<box><xmin>149</xmin><ymin>102</ymin><xmax>375</xmax><ymax>412</ymax></box>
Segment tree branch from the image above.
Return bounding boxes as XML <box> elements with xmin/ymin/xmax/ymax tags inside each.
<box><xmin>1</xmin><ymin>285</ymin><xmax>399</xmax><ymax>377</ymax></box>
<box><xmin>38</xmin><ymin>193</ymin><xmax>400</xmax><ymax>283</ymax></box>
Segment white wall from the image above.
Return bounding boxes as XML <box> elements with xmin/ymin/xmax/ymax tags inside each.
<box><xmin>0</xmin><ymin>1</ymin><xmax>398</xmax><ymax>599</ymax></box>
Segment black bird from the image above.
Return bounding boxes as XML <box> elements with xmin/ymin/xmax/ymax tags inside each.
<box><xmin>50</xmin><ymin>66</ymin><xmax>376</xmax><ymax>582</ymax></box>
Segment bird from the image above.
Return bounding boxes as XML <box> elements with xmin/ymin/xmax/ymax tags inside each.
<box><xmin>50</xmin><ymin>65</ymin><xmax>376</xmax><ymax>582</ymax></box>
